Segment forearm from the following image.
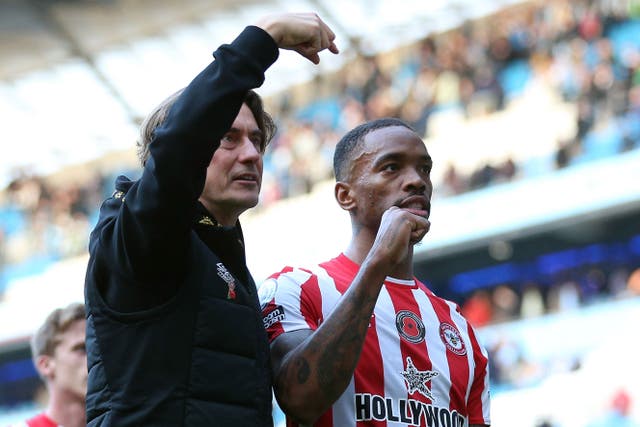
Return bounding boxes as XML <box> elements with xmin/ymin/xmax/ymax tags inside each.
<box><xmin>274</xmin><ymin>259</ymin><xmax>389</xmax><ymax>424</ymax></box>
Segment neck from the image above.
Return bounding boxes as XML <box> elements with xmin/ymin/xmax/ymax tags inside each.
<box><xmin>46</xmin><ymin>390</ymin><xmax>85</xmax><ymax>427</ymax></box>
<box><xmin>344</xmin><ymin>226</ymin><xmax>415</xmax><ymax>280</ymax></box>
<box><xmin>200</xmin><ymin>200</ymin><xmax>240</xmax><ymax>227</ymax></box>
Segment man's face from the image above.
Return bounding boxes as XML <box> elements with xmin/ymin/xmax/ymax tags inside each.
<box><xmin>46</xmin><ymin>319</ymin><xmax>87</xmax><ymax>401</ymax></box>
<box><xmin>200</xmin><ymin>103</ymin><xmax>264</xmax><ymax>225</ymax></box>
<box><xmin>347</xmin><ymin>126</ymin><xmax>433</xmax><ymax>231</ymax></box>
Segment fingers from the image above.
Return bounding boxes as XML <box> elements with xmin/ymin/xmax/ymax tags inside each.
<box><xmin>290</xmin><ymin>15</ymin><xmax>338</xmax><ymax>63</ymax></box>
<box><xmin>371</xmin><ymin>208</ymin><xmax>430</xmax><ymax>267</ymax></box>
<box><xmin>257</xmin><ymin>12</ymin><xmax>339</xmax><ymax>64</ymax></box>
<box><xmin>296</xmin><ymin>47</ymin><xmax>320</xmax><ymax>64</ymax></box>
<box><xmin>385</xmin><ymin>206</ymin><xmax>430</xmax><ymax>245</ymax></box>
<box><xmin>409</xmin><ymin>219</ymin><xmax>430</xmax><ymax>244</ymax></box>
<box><xmin>318</xmin><ymin>16</ymin><xmax>338</xmax><ymax>53</ymax></box>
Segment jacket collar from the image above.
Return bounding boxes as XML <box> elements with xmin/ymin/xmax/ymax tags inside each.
<box><xmin>193</xmin><ymin>201</ymin><xmax>246</xmax><ymax>250</ymax></box>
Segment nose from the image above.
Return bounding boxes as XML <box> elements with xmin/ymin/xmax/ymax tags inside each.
<box><xmin>404</xmin><ymin>167</ymin><xmax>429</xmax><ymax>194</ymax></box>
<box><xmin>238</xmin><ymin>137</ymin><xmax>261</xmax><ymax>163</ymax></box>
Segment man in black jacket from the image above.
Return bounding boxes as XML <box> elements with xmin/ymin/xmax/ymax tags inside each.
<box><xmin>84</xmin><ymin>13</ymin><xmax>338</xmax><ymax>427</ymax></box>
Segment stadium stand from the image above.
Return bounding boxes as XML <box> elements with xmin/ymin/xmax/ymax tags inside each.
<box><xmin>1</xmin><ymin>0</ymin><xmax>639</xmax><ymax>425</ymax></box>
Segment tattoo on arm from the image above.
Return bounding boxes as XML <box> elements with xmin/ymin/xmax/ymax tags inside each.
<box><xmin>296</xmin><ymin>357</ymin><xmax>310</xmax><ymax>384</ymax></box>
<box><xmin>273</xmin><ymin>267</ymin><xmax>385</xmax><ymax>421</ymax></box>
<box><xmin>315</xmin><ymin>290</ymin><xmax>377</xmax><ymax>397</ymax></box>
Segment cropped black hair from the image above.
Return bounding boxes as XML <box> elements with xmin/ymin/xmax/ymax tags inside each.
<box><xmin>333</xmin><ymin>118</ymin><xmax>414</xmax><ymax>181</ymax></box>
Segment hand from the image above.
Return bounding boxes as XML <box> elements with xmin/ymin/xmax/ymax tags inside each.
<box><xmin>256</xmin><ymin>12</ymin><xmax>339</xmax><ymax>64</ymax></box>
<box><xmin>369</xmin><ymin>206</ymin><xmax>430</xmax><ymax>267</ymax></box>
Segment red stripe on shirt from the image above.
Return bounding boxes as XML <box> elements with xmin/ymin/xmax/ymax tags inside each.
<box><xmin>268</xmin><ymin>266</ymin><xmax>294</xmax><ymax>280</ymax></box>
<box><xmin>466</xmin><ymin>320</ymin><xmax>490</xmax><ymax>424</ymax></box>
<box><xmin>353</xmin><ymin>307</ymin><xmax>385</xmax><ymax>427</ymax></box>
<box><xmin>263</xmin><ymin>299</ymin><xmax>286</xmax><ymax>343</ymax></box>
<box><xmin>321</xmin><ymin>257</ymin><xmax>382</xmax><ymax>427</ymax></box>
<box><xmin>299</xmin><ymin>272</ymin><xmax>324</xmax><ymax>330</ymax></box>
<box><xmin>25</xmin><ymin>413</ymin><xmax>58</xmax><ymax>427</ymax></box>
<box><xmin>429</xmin><ymin>296</ymin><xmax>471</xmax><ymax>416</ymax></box>
<box><xmin>387</xmin><ymin>282</ymin><xmax>434</xmax><ymax>418</ymax></box>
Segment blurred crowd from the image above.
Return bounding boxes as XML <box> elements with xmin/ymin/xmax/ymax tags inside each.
<box><xmin>1</xmin><ymin>0</ymin><xmax>640</xmax><ymax>307</ymax></box>
<box><xmin>0</xmin><ymin>172</ymin><xmax>107</xmax><ymax>292</ymax></box>
<box><xmin>462</xmin><ymin>260</ymin><xmax>640</xmax><ymax>329</ymax></box>
<box><xmin>464</xmin><ymin>261</ymin><xmax>640</xmax><ymax>387</ymax></box>
<box><xmin>260</xmin><ymin>0</ymin><xmax>640</xmax><ymax>201</ymax></box>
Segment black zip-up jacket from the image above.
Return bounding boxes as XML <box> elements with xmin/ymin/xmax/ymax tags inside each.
<box><xmin>84</xmin><ymin>26</ymin><xmax>278</xmax><ymax>427</ymax></box>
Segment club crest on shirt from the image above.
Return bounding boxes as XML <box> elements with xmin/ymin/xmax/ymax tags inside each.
<box><xmin>395</xmin><ymin>310</ymin><xmax>426</xmax><ymax>344</ymax></box>
<box><xmin>401</xmin><ymin>356</ymin><xmax>439</xmax><ymax>401</ymax></box>
<box><xmin>439</xmin><ymin>322</ymin><xmax>467</xmax><ymax>356</ymax></box>
<box><xmin>216</xmin><ymin>263</ymin><xmax>236</xmax><ymax>300</ymax></box>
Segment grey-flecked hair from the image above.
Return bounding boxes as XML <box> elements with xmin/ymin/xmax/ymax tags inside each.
<box><xmin>136</xmin><ymin>89</ymin><xmax>277</xmax><ymax>166</ymax></box>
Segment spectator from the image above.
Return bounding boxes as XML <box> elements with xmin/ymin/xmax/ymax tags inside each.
<box><xmin>520</xmin><ymin>282</ymin><xmax>546</xmax><ymax>318</ymax></box>
<box><xmin>462</xmin><ymin>289</ymin><xmax>494</xmax><ymax>327</ymax></box>
<box><xmin>587</xmin><ymin>388</ymin><xmax>640</xmax><ymax>427</ymax></box>
<box><xmin>11</xmin><ymin>302</ymin><xmax>86</xmax><ymax>427</ymax></box>
<box><xmin>628</xmin><ymin>268</ymin><xmax>640</xmax><ymax>295</ymax></box>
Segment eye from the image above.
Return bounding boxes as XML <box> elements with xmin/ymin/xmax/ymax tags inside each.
<box><xmin>382</xmin><ymin>163</ymin><xmax>399</xmax><ymax>172</ymax></box>
<box><xmin>420</xmin><ymin>164</ymin><xmax>432</xmax><ymax>174</ymax></box>
<box><xmin>221</xmin><ymin>133</ymin><xmax>238</xmax><ymax>148</ymax></box>
<box><xmin>250</xmin><ymin>135</ymin><xmax>264</xmax><ymax>151</ymax></box>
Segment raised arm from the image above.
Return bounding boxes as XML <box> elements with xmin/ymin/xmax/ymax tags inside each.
<box><xmin>93</xmin><ymin>13</ymin><xmax>339</xmax><ymax>289</ymax></box>
<box><xmin>270</xmin><ymin>207</ymin><xmax>429</xmax><ymax>424</ymax></box>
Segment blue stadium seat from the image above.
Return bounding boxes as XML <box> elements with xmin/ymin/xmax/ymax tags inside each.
<box><xmin>578</xmin><ymin>122</ymin><xmax>624</xmax><ymax>162</ymax></box>
<box><xmin>0</xmin><ymin>206</ymin><xmax>26</xmax><ymax>237</ymax></box>
<box><xmin>498</xmin><ymin>59</ymin><xmax>532</xmax><ymax>99</ymax></box>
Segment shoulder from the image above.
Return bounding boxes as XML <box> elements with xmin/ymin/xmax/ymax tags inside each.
<box><xmin>262</xmin><ymin>265</ymin><xmax>323</xmax><ymax>287</ymax></box>
<box><xmin>258</xmin><ymin>264</ymin><xmax>336</xmax><ymax>307</ymax></box>
<box><xmin>415</xmin><ymin>279</ymin><xmax>464</xmax><ymax>311</ymax></box>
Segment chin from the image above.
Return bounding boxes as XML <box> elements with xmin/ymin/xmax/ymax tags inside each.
<box><xmin>237</xmin><ymin>196</ymin><xmax>260</xmax><ymax>211</ymax></box>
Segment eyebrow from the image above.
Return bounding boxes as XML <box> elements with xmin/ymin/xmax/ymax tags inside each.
<box><xmin>226</xmin><ymin>127</ymin><xmax>263</xmax><ymax>138</ymax></box>
<box><xmin>372</xmin><ymin>152</ymin><xmax>432</xmax><ymax>167</ymax></box>
<box><xmin>71</xmin><ymin>341</ymin><xmax>86</xmax><ymax>350</ymax></box>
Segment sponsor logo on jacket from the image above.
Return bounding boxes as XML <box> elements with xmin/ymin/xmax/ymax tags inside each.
<box><xmin>216</xmin><ymin>263</ymin><xmax>236</xmax><ymax>300</ymax></box>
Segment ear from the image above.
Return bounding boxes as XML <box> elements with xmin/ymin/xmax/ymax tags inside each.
<box><xmin>35</xmin><ymin>355</ymin><xmax>54</xmax><ymax>380</ymax></box>
<box><xmin>335</xmin><ymin>181</ymin><xmax>356</xmax><ymax>211</ymax></box>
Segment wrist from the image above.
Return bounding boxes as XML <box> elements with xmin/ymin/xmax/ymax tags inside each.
<box><xmin>227</xmin><ymin>25</ymin><xmax>279</xmax><ymax>69</ymax></box>
<box><xmin>254</xmin><ymin>16</ymin><xmax>282</xmax><ymax>44</ymax></box>
<box><xmin>359</xmin><ymin>253</ymin><xmax>393</xmax><ymax>282</ymax></box>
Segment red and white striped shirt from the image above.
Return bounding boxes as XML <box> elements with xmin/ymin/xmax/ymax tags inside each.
<box><xmin>260</xmin><ymin>254</ymin><xmax>491</xmax><ymax>427</ymax></box>
<box><xmin>10</xmin><ymin>413</ymin><xmax>59</xmax><ymax>427</ymax></box>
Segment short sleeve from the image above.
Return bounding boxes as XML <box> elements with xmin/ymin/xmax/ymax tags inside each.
<box><xmin>258</xmin><ymin>267</ymin><xmax>322</xmax><ymax>343</ymax></box>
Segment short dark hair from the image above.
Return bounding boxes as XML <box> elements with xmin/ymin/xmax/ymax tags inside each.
<box><xmin>333</xmin><ymin>118</ymin><xmax>415</xmax><ymax>181</ymax></box>
<box><xmin>137</xmin><ymin>89</ymin><xmax>276</xmax><ymax>166</ymax></box>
